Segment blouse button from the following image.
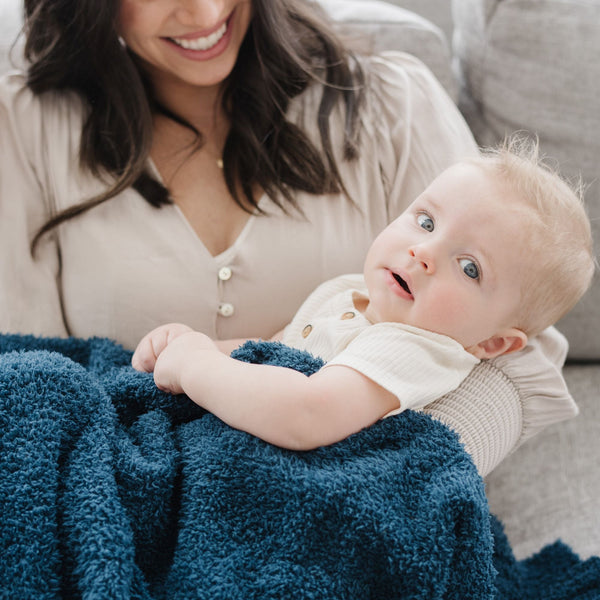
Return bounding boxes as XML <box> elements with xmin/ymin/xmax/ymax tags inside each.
<box><xmin>218</xmin><ymin>266</ymin><xmax>233</xmax><ymax>281</ymax></box>
<box><xmin>218</xmin><ymin>302</ymin><xmax>235</xmax><ymax>317</ymax></box>
<box><xmin>341</xmin><ymin>311</ymin><xmax>356</xmax><ymax>320</ymax></box>
<box><xmin>302</xmin><ymin>324</ymin><xmax>313</xmax><ymax>338</ymax></box>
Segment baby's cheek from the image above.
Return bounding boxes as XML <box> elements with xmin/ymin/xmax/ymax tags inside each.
<box><xmin>426</xmin><ymin>294</ymin><xmax>472</xmax><ymax>337</ymax></box>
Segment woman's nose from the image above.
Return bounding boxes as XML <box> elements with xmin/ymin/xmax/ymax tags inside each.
<box><xmin>409</xmin><ymin>246</ymin><xmax>435</xmax><ymax>274</ymax></box>
<box><xmin>175</xmin><ymin>0</ymin><xmax>222</xmax><ymax>26</ymax></box>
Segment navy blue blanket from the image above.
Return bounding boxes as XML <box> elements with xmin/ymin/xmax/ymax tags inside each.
<box><xmin>0</xmin><ymin>334</ymin><xmax>598</xmax><ymax>599</ymax></box>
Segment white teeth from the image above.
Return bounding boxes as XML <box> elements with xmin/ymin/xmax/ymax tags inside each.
<box><xmin>171</xmin><ymin>22</ymin><xmax>227</xmax><ymax>51</ymax></box>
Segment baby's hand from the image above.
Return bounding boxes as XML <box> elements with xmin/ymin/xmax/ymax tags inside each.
<box><xmin>152</xmin><ymin>331</ymin><xmax>219</xmax><ymax>395</ymax></box>
<box><xmin>131</xmin><ymin>323</ymin><xmax>194</xmax><ymax>373</ymax></box>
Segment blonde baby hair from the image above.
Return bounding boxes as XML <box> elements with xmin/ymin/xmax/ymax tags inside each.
<box><xmin>468</xmin><ymin>134</ymin><xmax>595</xmax><ymax>337</ymax></box>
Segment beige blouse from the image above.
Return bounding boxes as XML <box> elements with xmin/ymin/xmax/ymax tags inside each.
<box><xmin>0</xmin><ymin>52</ymin><xmax>577</xmax><ymax>475</ymax></box>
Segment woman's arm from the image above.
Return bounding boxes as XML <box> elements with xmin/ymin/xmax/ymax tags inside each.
<box><xmin>133</xmin><ymin>329</ymin><xmax>398</xmax><ymax>450</ymax></box>
<box><xmin>0</xmin><ymin>74</ymin><xmax>68</xmax><ymax>338</ymax></box>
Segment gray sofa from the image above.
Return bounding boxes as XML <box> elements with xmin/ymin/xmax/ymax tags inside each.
<box><xmin>2</xmin><ymin>0</ymin><xmax>598</xmax><ymax>562</ymax></box>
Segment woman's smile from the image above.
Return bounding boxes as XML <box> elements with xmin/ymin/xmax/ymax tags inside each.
<box><xmin>169</xmin><ymin>23</ymin><xmax>228</xmax><ymax>51</ymax></box>
<box><xmin>164</xmin><ymin>10</ymin><xmax>235</xmax><ymax>59</ymax></box>
<box><xmin>119</xmin><ymin>0</ymin><xmax>252</xmax><ymax>90</ymax></box>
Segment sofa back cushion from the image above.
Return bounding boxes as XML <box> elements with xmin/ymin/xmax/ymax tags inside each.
<box><xmin>453</xmin><ymin>0</ymin><xmax>600</xmax><ymax>359</ymax></box>
<box><xmin>317</xmin><ymin>0</ymin><xmax>456</xmax><ymax>99</ymax></box>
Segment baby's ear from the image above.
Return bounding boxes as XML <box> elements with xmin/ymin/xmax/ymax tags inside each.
<box><xmin>466</xmin><ymin>328</ymin><xmax>528</xmax><ymax>360</ymax></box>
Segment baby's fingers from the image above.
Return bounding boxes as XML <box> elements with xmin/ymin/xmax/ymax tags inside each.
<box><xmin>132</xmin><ymin>323</ymin><xmax>194</xmax><ymax>372</ymax></box>
<box><xmin>131</xmin><ymin>337</ymin><xmax>159</xmax><ymax>372</ymax></box>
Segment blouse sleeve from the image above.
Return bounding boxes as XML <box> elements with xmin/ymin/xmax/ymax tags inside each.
<box><xmin>422</xmin><ymin>328</ymin><xmax>577</xmax><ymax>478</ymax></box>
<box><xmin>364</xmin><ymin>51</ymin><xmax>479</xmax><ymax>219</ymax></box>
<box><xmin>492</xmin><ymin>327</ymin><xmax>578</xmax><ymax>445</ymax></box>
<box><xmin>0</xmin><ymin>73</ymin><xmax>69</xmax><ymax>337</ymax></box>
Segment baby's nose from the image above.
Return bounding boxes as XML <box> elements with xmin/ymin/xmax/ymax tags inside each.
<box><xmin>409</xmin><ymin>246</ymin><xmax>435</xmax><ymax>274</ymax></box>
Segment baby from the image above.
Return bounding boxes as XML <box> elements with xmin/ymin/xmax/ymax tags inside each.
<box><xmin>132</xmin><ymin>138</ymin><xmax>595</xmax><ymax>451</ymax></box>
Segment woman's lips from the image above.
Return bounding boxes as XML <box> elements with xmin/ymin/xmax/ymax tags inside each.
<box><xmin>163</xmin><ymin>10</ymin><xmax>235</xmax><ymax>57</ymax></box>
<box><xmin>169</xmin><ymin>22</ymin><xmax>228</xmax><ymax>51</ymax></box>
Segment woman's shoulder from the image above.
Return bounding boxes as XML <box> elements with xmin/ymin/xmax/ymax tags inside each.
<box><xmin>357</xmin><ymin>51</ymin><xmax>455</xmax><ymax>120</ymax></box>
<box><xmin>287</xmin><ymin>51</ymin><xmax>448</xmax><ymax>162</ymax></box>
<box><xmin>0</xmin><ymin>70</ymin><xmax>90</xmax><ymax>212</ymax></box>
<box><xmin>0</xmin><ymin>70</ymin><xmax>86</xmax><ymax>138</ymax></box>
<box><xmin>291</xmin><ymin>51</ymin><xmax>438</xmax><ymax>117</ymax></box>
<box><xmin>360</xmin><ymin>50</ymin><xmax>439</xmax><ymax>81</ymax></box>
<box><xmin>0</xmin><ymin>71</ymin><xmax>40</xmax><ymax>129</ymax></box>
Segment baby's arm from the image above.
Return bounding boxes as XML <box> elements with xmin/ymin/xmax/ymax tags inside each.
<box><xmin>132</xmin><ymin>327</ymin><xmax>398</xmax><ymax>450</ymax></box>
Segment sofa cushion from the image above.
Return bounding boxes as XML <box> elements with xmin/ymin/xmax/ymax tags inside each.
<box><xmin>380</xmin><ymin>0</ymin><xmax>454</xmax><ymax>42</ymax></box>
<box><xmin>485</xmin><ymin>363</ymin><xmax>600</xmax><ymax>560</ymax></box>
<box><xmin>318</xmin><ymin>0</ymin><xmax>457</xmax><ymax>99</ymax></box>
<box><xmin>452</xmin><ymin>0</ymin><xmax>600</xmax><ymax>360</ymax></box>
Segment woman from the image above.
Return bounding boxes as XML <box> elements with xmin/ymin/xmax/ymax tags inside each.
<box><xmin>0</xmin><ymin>0</ymin><xmax>574</xmax><ymax>474</ymax></box>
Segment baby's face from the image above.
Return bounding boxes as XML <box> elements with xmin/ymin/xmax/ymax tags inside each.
<box><xmin>363</xmin><ymin>163</ymin><xmax>530</xmax><ymax>354</ymax></box>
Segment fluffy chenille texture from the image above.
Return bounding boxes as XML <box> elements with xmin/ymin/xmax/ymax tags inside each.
<box><xmin>0</xmin><ymin>334</ymin><xmax>598</xmax><ymax>599</ymax></box>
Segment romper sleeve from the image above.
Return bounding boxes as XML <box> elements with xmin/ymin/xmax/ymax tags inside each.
<box><xmin>364</xmin><ymin>51</ymin><xmax>479</xmax><ymax>219</ymax></box>
<box><xmin>0</xmin><ymin>72</ymin><xmax>70</xmax><ymax>337</ymax></box>
<box><xmin>324</xmin><ymin>323</ymin><xmax>479</xmax><ymax>413</ymax></box>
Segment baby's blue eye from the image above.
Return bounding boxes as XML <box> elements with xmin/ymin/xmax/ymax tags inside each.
<box><xmin>460</xmin><ymin>258</ymin><xmax>480</xmax><ymax>280</ymax></box>
<box><xmin>417</xmin><ymin>213</ymin><xmax>434</xmax><ymax>232</ymax></box>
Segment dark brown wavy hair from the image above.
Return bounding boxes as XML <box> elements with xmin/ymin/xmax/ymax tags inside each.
<box><xmin>23</xmin><ymin>0</ymin><xmax>365</xmax><ymax>251</ymax></box>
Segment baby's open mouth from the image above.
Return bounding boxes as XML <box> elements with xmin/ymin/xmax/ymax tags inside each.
<box><xmin>392</xmin><ymin>272</ymin><xmax>411</xmax><ymax>295</ymax></box>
